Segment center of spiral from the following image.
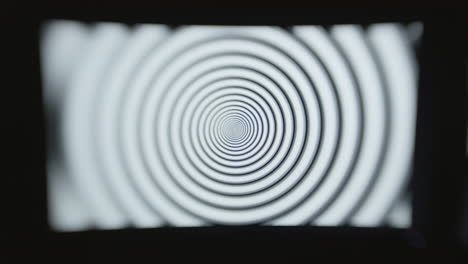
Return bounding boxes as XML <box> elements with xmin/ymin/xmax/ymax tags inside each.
<box><xmin>222</xmin><ymin>118</ymin><xmax>245</xmax><ymax>142</ymax></box>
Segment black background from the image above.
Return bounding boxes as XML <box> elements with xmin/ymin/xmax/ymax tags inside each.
<box><xmin>7</xmin><ymin>6</ymin><xmax>468</xmax><ymax>258</ymax></box>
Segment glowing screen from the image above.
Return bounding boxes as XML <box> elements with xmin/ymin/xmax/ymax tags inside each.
<box><xmin>41</xmin><ymin>21</ymin><xmax>422</xmax><ymax>231</ymax></box>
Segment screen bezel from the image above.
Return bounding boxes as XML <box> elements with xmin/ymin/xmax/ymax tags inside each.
<box><xmin>21</xmin><ymin>8</ymin><xmax>467</xmax><ymax>250</ymax></box>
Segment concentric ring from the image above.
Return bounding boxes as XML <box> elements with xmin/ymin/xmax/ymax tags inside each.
<box><xmin>51</xmin><ymin>22</ymin><xmax>418</xmax><ymax>229</ymax></box>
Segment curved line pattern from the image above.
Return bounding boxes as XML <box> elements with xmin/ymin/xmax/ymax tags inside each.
<box><xmin>55</xmin><ymin>23</ymin><xmax>418</xmax><ymax>228</ymax></box>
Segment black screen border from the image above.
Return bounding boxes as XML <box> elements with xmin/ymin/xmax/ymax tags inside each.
<box><xmin>16</xmin><ymin>7</ymin><xmax>467</xmax><ymax>252</ymax></box>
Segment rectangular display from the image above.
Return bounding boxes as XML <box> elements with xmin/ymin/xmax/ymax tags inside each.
<box><xmin>41</xmin><ymin>20</ymin><xmax>422</xmax><ymax>231</ymax></box>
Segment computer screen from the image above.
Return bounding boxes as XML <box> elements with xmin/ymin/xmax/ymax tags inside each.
<box><xmin>41</xmin><ymin>20</ymin><xmax>422</xmax><ymax>231</ymax></box>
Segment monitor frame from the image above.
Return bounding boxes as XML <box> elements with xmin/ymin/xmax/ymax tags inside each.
<box><xmin>17</xmin><ymin>7</ymin><xmax>467</xmax><ymax>250</ymax></box>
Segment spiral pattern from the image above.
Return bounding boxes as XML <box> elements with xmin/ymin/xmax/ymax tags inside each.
<box><xmin>42</xmin><ymin>21</ymin><xmax>419</xmax><ymax>229</ymax></box>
